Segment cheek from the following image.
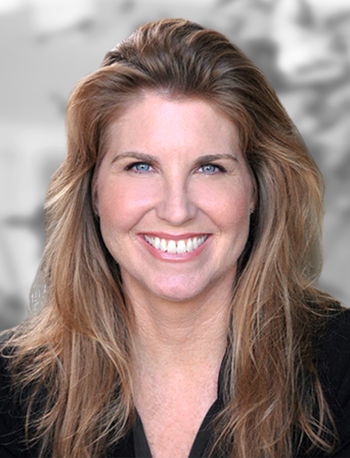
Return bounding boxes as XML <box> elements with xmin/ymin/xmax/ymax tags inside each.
<box><xmin>97</xmin><ymin>179</ymin><xmax>155</xmax><ymax>230</ymax></box>
<box><xmin>97</xmin><ymin>175</ymin><xmax>252</xmax><ymax>232</ymax></box>
<box><xmin>198</xmin><ymin>182</ymin><xmax>251</xmax><ymax>229</ymax></box>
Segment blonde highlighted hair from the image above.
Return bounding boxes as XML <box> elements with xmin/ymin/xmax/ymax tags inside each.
<box><xmin>1</xmin><ymin>18</ymin><xmax>342</xmax><ymax>458</ymax></box>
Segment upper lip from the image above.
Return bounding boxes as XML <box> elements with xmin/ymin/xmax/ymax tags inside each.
<box><xmin>140</xmin><ymin>232</ymin><xmax>211</xmax><ymax>241</ymax></box>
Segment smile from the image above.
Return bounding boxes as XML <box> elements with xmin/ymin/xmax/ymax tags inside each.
<box><xmin>143</xmin><ymin>235</ymin><xmax>208</xmax><ymax>253</ymax></box>
<box><xmin>138</xmin><ymin>233</ymin><xmax>212</xmax><ymax>262</ymax></box>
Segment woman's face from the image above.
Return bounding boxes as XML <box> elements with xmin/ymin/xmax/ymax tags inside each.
<box><xmin>96</xmin><ymin>92</ymin><xmax>255</xmax><ymax>304</ymax></box>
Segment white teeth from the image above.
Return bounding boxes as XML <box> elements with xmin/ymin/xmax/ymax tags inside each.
<box><xmin>160</xmin><ymin>238</ymin><xmax>167</xmax><ymax>251</ymax></box>
<box><xmin>144</xmin><ymin>235</ymin><xmax>208</xmax><ymax>253</ymax></box>
<box><xmin>177</xmin><ymin>240</ymin><xmax>187</xmax><ymax>254</ymax></box>
<box><xmin>167</xmin><ymin>240</ymin><xmax>177</xmax><ymax>253</ymax></box>
<box><xmin>186</xmin><ymin>238</ymin><xmax>193</xmax><ymax>252</ymax></box>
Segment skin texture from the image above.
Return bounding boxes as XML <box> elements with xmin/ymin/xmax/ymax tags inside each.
<box><xmin>96</xmin><ymin>91</ymin><xmax>255</xmax><ymax>312</ymax></box>
<box><xmin>95</xmin><ymin>92</ymin><xmax>256</xmax><ymax>457</ymax></box>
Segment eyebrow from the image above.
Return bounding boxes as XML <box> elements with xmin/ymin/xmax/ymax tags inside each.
<box><xmin>111</xmin><ymin>152</ymin><xmax>238</xmax><ymax>167</ymax></box>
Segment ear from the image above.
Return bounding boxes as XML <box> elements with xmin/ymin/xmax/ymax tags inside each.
<box><xmin>91</xmin><ymin>178</ymin><xmax>100</xmax><ymax>218</ymax></box>
<box><xmin>94</xmin><ymin>202</ymin><xmax>100</xmax><ymax>219</ymax></box>
<box><xmin>249</xmin><ymin>173</ymin><xmax>258</xmax><ymax>214</ymax></box>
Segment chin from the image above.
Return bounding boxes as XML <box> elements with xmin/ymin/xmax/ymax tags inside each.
<box><xmin>144</xmin><ymin>278</ymin><xmax>202</xmax><ymax>302</ymax></box>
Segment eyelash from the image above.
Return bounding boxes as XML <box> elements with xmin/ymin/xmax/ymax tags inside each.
<box><xmin>124</xmin><ymin>161</ymin><xmax>227</xmax><ymax>175</ymax></box>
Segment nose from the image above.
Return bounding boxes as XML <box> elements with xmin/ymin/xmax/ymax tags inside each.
<box><xmin>156</xmin><ymin>178</ymin><xmax>197</xmax><ymax>226</ymax></box>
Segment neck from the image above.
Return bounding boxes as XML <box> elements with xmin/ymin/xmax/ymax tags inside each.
<box><xmin>128</xmin><ymin>284</ymin><xmax>232</xmax><ymax>380</ymax></box>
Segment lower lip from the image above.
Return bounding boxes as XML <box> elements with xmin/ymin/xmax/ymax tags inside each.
<box><xmin>138</xmin><ymin>235</ymin><xmax>212</xmax><ymax>262</ymax></box>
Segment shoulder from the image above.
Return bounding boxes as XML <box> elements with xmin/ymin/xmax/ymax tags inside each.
<box><xmin>314</xmin><ymin>307</ymin><xmax>350</xmax><ymax>390</ymax></box>
<box><xmin>0</xmin><ymin>330</ymin><xmax>40</xmax><ymax>457</ymax></box>
<box><xmin>0</xmin><ymin>330</ymin><xmax>20</xmax><ymax>399</ymax></box>
<box><xmin>0</xmin><ymin>330</ymin><xmax>17</xmax><ymax>401</ymax></box>
<box><xmin>314</xmin><ymin>307</ymin><xmax>350</xmax><ymax>457</ymax></box>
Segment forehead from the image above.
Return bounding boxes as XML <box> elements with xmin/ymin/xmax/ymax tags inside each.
<box><xmin>104</xmin><ymin>91</ymin><xmax>241</xmax><ymax>155</ymax></box>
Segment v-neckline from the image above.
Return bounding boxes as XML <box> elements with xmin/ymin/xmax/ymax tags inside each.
<box><xmin>133</xmin><ymin>397</ymin><xmax>222</xmax><ymax>458</ymax></box>
<box><xmin>133</xmin><ymin>350</ymin><xmax>228</xmax><ymax>457</ymax></box>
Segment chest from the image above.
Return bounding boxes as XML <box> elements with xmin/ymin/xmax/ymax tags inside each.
<box><xmin>136</xmin><ymin>395</ymin><xmax>217</xmax><ymax>458</ymax></box>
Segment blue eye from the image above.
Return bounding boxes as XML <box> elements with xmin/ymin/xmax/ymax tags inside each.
<box><xmin>125</xmin><ymin>162</ymin><xmax>226</xmax><ymax>175</ymax></box>
<box><xmin>125</xmin><ymin>162</ymin><xmax>153</xmax><ymax>173</ymax></box>
<box><xmin>199</xmin><ymin>164</ymin><xmax>222</xmax><ymax>174</ymax></box>
<box><xmin>200</xmin><ymin>164</ymin><xmax>226</xmax><ymax>175</ymax></box>
<box><xmin>134</xmin><ymin>163</ymin><xmax>151</xmax><ymax>172</ymax></box>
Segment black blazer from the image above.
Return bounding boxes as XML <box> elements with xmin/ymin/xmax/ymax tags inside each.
<box><xmin>1</xmin><ymin>309</ymin><xmax>350</xmax><ymax>457</ymax></box>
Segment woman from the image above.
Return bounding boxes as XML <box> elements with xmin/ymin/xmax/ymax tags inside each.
<box><xmin>0</xmin><ymin>18</ymin><xmax>349</xmax><ymax>458</ymax></box>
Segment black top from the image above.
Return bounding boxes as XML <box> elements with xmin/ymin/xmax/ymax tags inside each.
<box><xmin>1</xmin><ymin>309</ymin><xmax>350</xmax><ymax>458</ymax></box>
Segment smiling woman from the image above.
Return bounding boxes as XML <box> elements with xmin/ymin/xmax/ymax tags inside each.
<box><xmin>0</xmin><ymin>18</ymin><xmax>350</xmax><ymax>458</ymax></box>
<box><xmin>94</xmin><ymin>94</ymin><xmax>254</xmax><ymax>304</ymax></box>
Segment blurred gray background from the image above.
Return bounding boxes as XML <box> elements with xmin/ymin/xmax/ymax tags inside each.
<box><xmin>1</xmin><ymin>0</ymin><xmax>349</xmax><ymax>332</ymax></box>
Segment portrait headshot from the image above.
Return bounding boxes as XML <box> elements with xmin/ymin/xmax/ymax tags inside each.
<box><xmin>0</xmin><ymin>14</ymin><xmax>349</xmax><ymax>458</ymax></box>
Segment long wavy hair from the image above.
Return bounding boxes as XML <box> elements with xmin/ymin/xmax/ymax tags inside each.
<box><xmin>1</xmin><ymin>18</ymin><xmax>343</xmax><ymax>458</ymax></box>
